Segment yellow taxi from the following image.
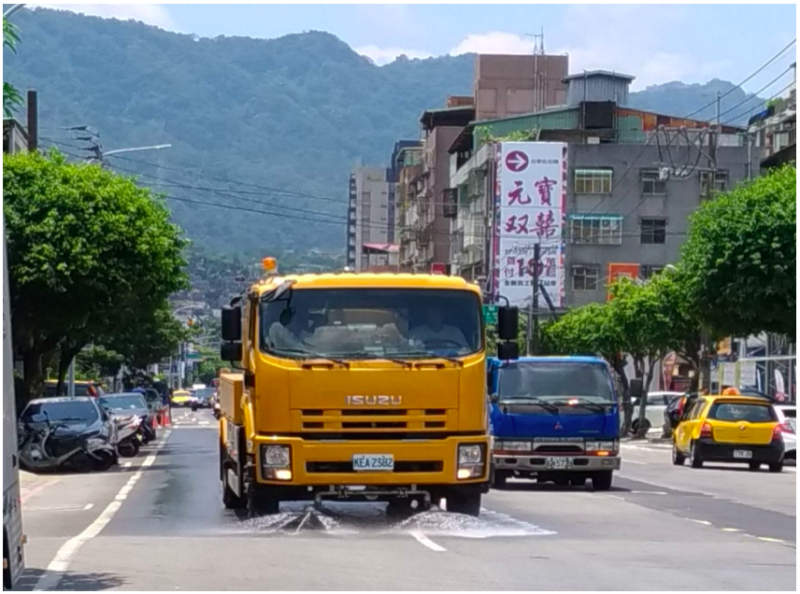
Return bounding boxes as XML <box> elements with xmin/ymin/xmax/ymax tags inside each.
<box><xmin>672</xmin><ymin>391</ymin><xmax>788</xmax><ymax>472</ymax></box>
<box><xmin>170</xmin><ymin>389</ymin><xmax>191</xmax><ymax>407</ymax></box>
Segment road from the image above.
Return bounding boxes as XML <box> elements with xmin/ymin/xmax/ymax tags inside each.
<box><xmin>17</xmin><ymin>409</ymin><xmax>796</xmax><ymax>590</ymax></box>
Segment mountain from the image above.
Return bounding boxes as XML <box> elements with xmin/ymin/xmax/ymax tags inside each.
<box><xmin>629</xmin><ymin>79</ymin><xmax>760</xmax><ymax>123</ymax></box>
<box><xmin>4</xmin><ymin>8</ymin><xmax>761</xmax><ymax>255</ymax></box>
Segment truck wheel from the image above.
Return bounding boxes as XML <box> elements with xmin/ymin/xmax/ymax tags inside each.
<box><xmin>222</xmin><ymin>465</ymin><xmax>246</xmax><ymax>510</ymax></box>
<box><xmin>447</xmin><ymin>489</ymin><xmax>482</xmax><ymax>516</ymax></box>
<box><xmin>591</xmin><ymin>471</ymin><xmax>613</xmax><ymax>491</ymax></box>
<box><xmin>569</xmin><ymin>476</ymin><xmax>587</xmax><ymax>487</ymax></box>
<box><xmin>491</xmin><ymin>468</ymin><xmax>509</xmax><ymax>489</ymax></box>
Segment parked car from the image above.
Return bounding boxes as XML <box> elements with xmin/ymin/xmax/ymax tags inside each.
<box><xmin>43</xmin><ymin>380</ymin><xmax>105</xmax><ymax>398</ymax></box>
<box><xmin>672</xmin><ymin>395</ymin><xmax>787</xmax><ymax>472</ymax></box>
<box><xmin>629</xmin><ymin>391</ymin><xmax>683</xmax><ymax>435</ymax></box>
<box><xmin>17</xmin><ymin>397</ymin><xmax>117</xmax><ymax>472</ymax></box>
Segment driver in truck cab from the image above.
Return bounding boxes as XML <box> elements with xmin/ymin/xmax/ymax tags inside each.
<box><xmin>409</xmin><ymin>308</ymin><xmax>468</xmax><ymax>349</ymax></box>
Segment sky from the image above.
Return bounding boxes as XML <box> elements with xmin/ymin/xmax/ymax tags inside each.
<box><xmin>26</xmin><ymin>3</ymin><xmax>798</xmax><ymax>91</ymax></box>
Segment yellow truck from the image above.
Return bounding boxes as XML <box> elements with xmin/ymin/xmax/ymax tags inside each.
<box><xmin>217</xmin><ymin>260</ymin><xmax>518</xmax><ymax>517</ymax></box>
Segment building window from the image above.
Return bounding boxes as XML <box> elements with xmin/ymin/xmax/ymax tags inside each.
<box><xmin>641</xmin><ymin>265</ymin><xmax>664</xmax><ymax>279</ymax></box>
<box><xmin>640</xmin><ymin>218</ymin><xmax>667</xmax><ymax>244</ymax></box>
<box><xmin>572</xmin><ymin>266</ymin><xmax>600</xmax><ymax>291</ymax></box>
<box><xmin>574</xmin><ymin>169</ymin><xmax>613</xmax><ymax>194</ymax></box>
<box><xmin>700</xmin><ymin>170</ymin><xmax>729</xmax><ymax>197</ymax></box>
<box><xmin>569</xmin><ymin>215</ymin><xmax>623</xmax><ymax>245</ymax></box>
<box><xmin>641</xmin><ymin>169</ymin><xmax>667</xmax><ymax>196</ymax></box>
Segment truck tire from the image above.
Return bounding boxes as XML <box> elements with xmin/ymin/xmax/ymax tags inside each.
<box><xmin>386</xmin><ymin>498</ymin><xmax>416</xmax><ymax>520</ymax></box>
<box><xmin>447</xmin><ymin>488</ymin><xmax>482</xmax><ymax>516</ymax></box>
<box><xmin>491</xmin><ymin>468</ymin><xmax>509</xmax><ymax>489</ymax></box>
<box><xmin>569</xmin><ymin>476</ymin><xmax>587</xmax><ymax>487</ymax></box>
<box><xmin>591</xmin><ymin>471</ymin><xmax>613</xmax><ymax>491</ymax></box>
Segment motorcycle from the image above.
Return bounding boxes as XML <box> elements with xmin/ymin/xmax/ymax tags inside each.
<box><xmin>18</xmin><ymin>416</ymin><xmax>117</xmax><ymax>472</ymax></box>
<box><xmin>213</xmin><ymin>400</ymin><xmax>221</xmax><ymax>420</ymax></box>
<box><xmin>114</xmin><ymin>415</ymin><xmax>144</xmax><ymax>458</ymax></box>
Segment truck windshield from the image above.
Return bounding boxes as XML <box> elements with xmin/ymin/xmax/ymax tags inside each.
<box><xmin>260</xmin><ymin>288</ymin><xmax>482</xmax><ymax>359</ymax></box>
<box><xmin>499</xmin><ymin>362</ymin><xmax>615</xmax><ymax>404</ymax></box>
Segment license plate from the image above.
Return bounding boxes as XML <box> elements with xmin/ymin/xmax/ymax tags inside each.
<box><xmin>733</xmin><ymin>449</ymin><xmax>753</xmax><ymax>459</ymax></box>
<box><xmin>545</xmin><ymin>457</ymin><xmax>573</xmax><ymax>470</ymax></box>
<box><xmin>352</xmin><ymin>454</ymin><xmax>394</xmax><ymax>471</ymax></box>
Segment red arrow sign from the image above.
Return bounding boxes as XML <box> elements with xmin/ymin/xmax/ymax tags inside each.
<box><xmin>505</xmin><ymin>150</ymin><xmax>529</xmax><ymax>172</ymax></box>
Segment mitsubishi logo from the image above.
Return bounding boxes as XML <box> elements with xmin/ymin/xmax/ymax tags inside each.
<box><xmin>554</xmin><ymin>422</ymin><xmax>563</xmax><ymax>431</ymax></box>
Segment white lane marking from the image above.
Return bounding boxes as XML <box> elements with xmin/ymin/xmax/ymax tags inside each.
<box><xmin>722</xmin><ymin>527</ymin><xmax>741</xmax><ymax>532</ymax></box>
<box><xmin>785</xmin><ymin>467</ymin><xmax>796</xmax><ymax>473</ymax></box>
<box><xmin>629</xmin><ymin>490</ymin><xmax>667</xmax><ymax>495</ymax></box>
<box><xmin>757</xmin><ymin>536</ymin><xmax>785</xmax><ymax>543</ymax></box>
<box><xmin>83</xmin><ymin>503</ymin><xmax>94</xmax><ymax>511</ymax></box>
<box><xmin>123</xmin><ymin>461</ymin><xmax>132</xmax><ymax>468</ymax></box>
<box><xmin>410</xmin><ymin>531</ymin><xmax>447</xmax><ymax>552</ymax></box>
<box><xmin>689</xmin><ymin>519</ymin><xmax>712</xmax><ymax>526</ymax></box>
<box><xmin>34</xmin><ymin>433</ymin><xmax>170</xmax><ymax>591</ymax></box>
<box><xmin>199</xmin><ymin>421</ymin><xmax>210</xmax><ymax>425</ymax></box>
<box><xmin>24</xmin><ymin>505</ymin><xmax>87</xmax><ymax>512</ymax></box>
<box><xmin>623</xmin><ymin>459</ymin><xmax>647</xmax><ymax>465</ymax></box>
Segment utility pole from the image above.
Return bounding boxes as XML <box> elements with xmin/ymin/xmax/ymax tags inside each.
<box><xmin>26</xmin><ymin>90</ymin><xmax>37</xmax><ymax>152</ymax></box>
<box><xmin>525</xmin><ymin>243</ymin><xmax>541</xmax><ymax>355</ymax></box>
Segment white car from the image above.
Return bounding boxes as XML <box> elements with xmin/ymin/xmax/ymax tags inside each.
<box><xmin>775</xmin><ymin>405</ymin><xmax>796</xmax><ymax>465</ymax></box>
<box><xmin>630</xmin><ymin>391</ymin><xmax>684</xmax><ymax>435</ymax></box>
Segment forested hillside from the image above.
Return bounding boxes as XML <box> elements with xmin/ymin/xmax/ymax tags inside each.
<box><xmin>4</xmin><ymin>8</ymin><xmax>762</xmax><ymax>255</ymax></box>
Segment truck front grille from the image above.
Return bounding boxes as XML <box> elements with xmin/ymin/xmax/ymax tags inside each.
<box><xmin>297</xmin><ymin>408</ymin><xmax>451</xmax><ymax>434</ymax></box>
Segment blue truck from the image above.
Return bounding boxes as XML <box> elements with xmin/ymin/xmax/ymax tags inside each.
<box><xmin>487</xmin><ymin>356</ymin><xmax>621</xmax><ymax>491</ymax></box>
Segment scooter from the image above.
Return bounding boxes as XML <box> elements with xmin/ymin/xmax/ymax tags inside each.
<box><xmin>18</xmin><ymin>420</ymin><xmax>117</xmax><ymax>472</ymax></box>
<box><xmin>213</xmin><ymin>400</ymin><xmax>221</xmax><ymax>420</ymax></box>
<box><xmin>114</xmin><ymin>415</ymin><xmax>143</xmax><ymax>458</ymax></box>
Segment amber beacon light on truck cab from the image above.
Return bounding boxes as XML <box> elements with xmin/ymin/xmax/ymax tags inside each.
<box><xmin>216</xmin><ymin>258</ymin><xmax>520</xmax><ymax>517</ymax></box>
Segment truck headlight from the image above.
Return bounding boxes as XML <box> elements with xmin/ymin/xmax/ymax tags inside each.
<box><xmin>586</xmin><ymin>440</ymin><xmax>617</xmax><ymax>453</ymax></box>
<box><xmin>457</xmin><ymin>443</ymin><xmax>485</xmax><ymax>480</ymax></box>
<box><xmin>495</xmin><ymin>440</ymin><xmax>532</xmax><ymax>452</ymax></box>
<box><xmin>261</xmin><ymin>444</ymin><xmax>291</xmax><ymax>467</ymax></box>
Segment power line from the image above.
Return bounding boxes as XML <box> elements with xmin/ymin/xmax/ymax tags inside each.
<box><xmin>105</xmin><ymin>153</ymin><xmax>349</xmax><ymax>204</ymax></box>
<box><xmin>715</xmin><ymin>65</ymin><xmax>794</xmax><ymax>122</ymax></box>
<box><xmin>721</xmin><ymin>81</ymin><xmax>796</xmax><ymax>127</ymax></box>
<box><xmin>682</xmin><ymin>38</ymin><xmax>796</xmax><ymax>120</ymax></box>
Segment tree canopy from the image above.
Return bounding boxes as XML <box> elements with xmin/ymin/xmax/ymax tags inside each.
<box><xmin>3</xmin><ymin>149</ymin><xmax>188</xmax><ymax>399</ymax></box>
<box><xmin>681</xmin><ymin>165</ymin><xmax>796</xmax><ymax>341</ymax></box>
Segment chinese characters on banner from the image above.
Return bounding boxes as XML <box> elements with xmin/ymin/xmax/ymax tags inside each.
<box><xmin>493</xmin><ymin>142</ymin><xmax>567</xmax><ymax>307</ymax></box>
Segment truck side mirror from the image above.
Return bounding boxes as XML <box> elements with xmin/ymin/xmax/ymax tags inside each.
<box><xmin>220</xmin><ymin>342</ymin><xmax>242</xmax><ymax>363</ymax></box>
<box><xmin>497</xmin><ymin>306</ymin><xmax>519</xmax><ymax>341</ymax></box>
<box><xmin>221</xmin><ymin>306</ymin><xmax>242</xmax><ymax>342</ymax></box>
<box><xmin>490</xmin><ymin>393</ymin><xmax>500</xmax><ymax>404</ymax></box>
<box><xmin>498</xmin><ymin>341</ymin><xmax>519</xmax><ymax>361</ymax></box>
<box><xmin>629</xmin><ymin>378</ymin><xmax>644</xmax><ymax>399</ymax></box>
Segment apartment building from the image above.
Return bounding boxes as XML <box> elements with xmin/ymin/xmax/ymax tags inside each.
<box><xmin>346</xmin><ymin>166</ymin><xmax>393</xmax><ymax>271</ymax></box>
<box><xmin>446</xmin><ymin>70</ymin><xmax>756</xmax><ymax>308</ymax></box>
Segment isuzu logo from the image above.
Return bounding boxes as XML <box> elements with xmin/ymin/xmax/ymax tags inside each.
<box><xmin>346</xmin><ymin>395</ymin><xmax>402</xmax><ymax>406</ymax></box>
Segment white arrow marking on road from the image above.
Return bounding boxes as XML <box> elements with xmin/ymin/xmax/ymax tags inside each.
<box><xmin>410</xmin><ymin>531</ymin><xmax>446</xmax><ymax>552</ymax></box>
<box><xmin>34</xmin><ymin>430</ymin><xmax>170</xmax><ymax>591</ymax></box>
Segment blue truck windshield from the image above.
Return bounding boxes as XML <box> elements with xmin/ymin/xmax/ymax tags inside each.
<box><xmin>499</xmin><ymin>362</ymin><xmax>614</xmax><ymax>403</ymax></box>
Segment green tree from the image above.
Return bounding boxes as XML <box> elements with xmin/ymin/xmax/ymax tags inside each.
<box><xmin>3</xmin><ymin>150</ymin><xmax>188</xmax><ymax>401</ymax></box>
<box><xmin>103</xmin><ymin>301</ymin><xmax>190</xmax><ymax>372</ymax></box>
<box><xmin>3</xmin><ymin>18</ymin><xmax>23</xmax><ymax>117</ymax></box>
<box><xmin>76</xmin><ymin>345</ymin><xmax>125</xmax><ymax>381</ymax></box>
<box><xmin>681</xmin><ymin>165</ymin><xmax>796</xmax><ymax>341</ymax></box>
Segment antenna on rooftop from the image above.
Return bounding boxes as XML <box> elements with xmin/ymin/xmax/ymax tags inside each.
<box><xmin>526</xmin><ymin>27</ymin><xmax>547</xmax><ymax>111</ymax></box>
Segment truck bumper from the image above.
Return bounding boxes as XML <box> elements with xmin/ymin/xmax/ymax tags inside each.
<box><xmin>492</xmin><ymin>453</ymin><xmax>621</xmax><ymax>473</ymax></box>
<box><xmin>253</xmin><ymin>435</ymin><xmax>490</xmax><ymax>487</ymax></box>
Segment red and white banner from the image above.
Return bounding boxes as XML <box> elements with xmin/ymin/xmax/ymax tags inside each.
<box><xmin>492</xmin><ymin>142</ymin><xmax>566</xmax><ymax>308</ymax></box>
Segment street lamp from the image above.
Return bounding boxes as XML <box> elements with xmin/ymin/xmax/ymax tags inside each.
<box><xmin>4</xmin><ymin>4</ymin><xmax>26</xmax><ymax>18</ymax></box>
